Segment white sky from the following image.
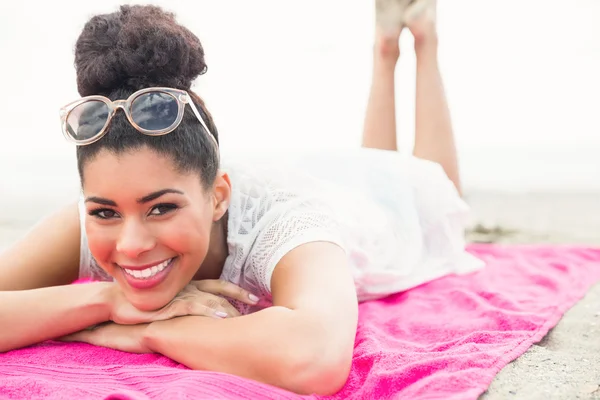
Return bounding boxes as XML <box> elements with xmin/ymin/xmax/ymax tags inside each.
<box><xmin>0</xmin><ymin>0</ymin><xmax>599</xmax><ymax>219</ymax></box>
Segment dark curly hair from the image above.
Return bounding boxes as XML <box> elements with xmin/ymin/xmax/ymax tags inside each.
<box><xmin>74</xmin><ymin>5</ymin><xmax>219</xmax><ymax>188</ymax></box>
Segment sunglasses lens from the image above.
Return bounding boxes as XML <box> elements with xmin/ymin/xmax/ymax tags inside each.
<box><xmin>131</xmin><ymin>92</ymin><xmax>179</xmax><ymax>131</ymax></box>
<box><xmin>66</xmin><ymin>101</ymin><xmax>110</xmax><ymax>142</ymax></box>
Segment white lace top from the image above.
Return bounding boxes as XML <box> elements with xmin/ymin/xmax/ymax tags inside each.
<box><xmin>79</xmin><ymin>149</ymin><xmax>484</xmax><ymax>314</ymax></box>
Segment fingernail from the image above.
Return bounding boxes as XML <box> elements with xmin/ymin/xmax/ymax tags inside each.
<box><xmin>248</xmin><ymin>293</ymin><xmax>260</xmax><ymax>303</ymax></box>
<box><xmin>215</xmin><ymin>311</ymin><xmax>228</xmax><ymax>318</ymax></box>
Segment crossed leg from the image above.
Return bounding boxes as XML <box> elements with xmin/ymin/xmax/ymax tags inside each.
<box><xmin>362</xmin><ymin>0</ymin><xmax>462</xmax><ymax>194</ymax></box>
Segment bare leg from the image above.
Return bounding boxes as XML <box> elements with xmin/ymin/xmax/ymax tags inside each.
<box><xmin>361</xmin><ymin>26</ymin><xmax>402</xmax><ymax>151</ymax></box>
<box><xmin>363</xmin><ymin>0</ymin><xmax>462</xmax><ymax>193</ymax></box>
<box><xmin>407</xmin><ymin>0</ymin><xmax>462</xmax><ymax>194</ymax></box>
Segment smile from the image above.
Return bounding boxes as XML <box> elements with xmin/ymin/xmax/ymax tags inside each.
<box><xmin>122</xmin><ymin>258</ymin><xmax>172</xmax><ymax>279</ymax></box>
<box><xmin>118</xmin><ymin>257</ymin><xmax>177</xmax><ymax>290</ymax></box>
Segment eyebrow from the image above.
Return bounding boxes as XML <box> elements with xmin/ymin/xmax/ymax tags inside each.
<box><xmin>85</xmin><ymin>189</ymin><xmax>185</xmax><ymax>207</ymax></box>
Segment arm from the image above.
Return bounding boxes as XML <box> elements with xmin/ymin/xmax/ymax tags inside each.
<box><xmin>144</xmin><ymin>242</ymin><xmax>358</xmax><ymax>395</ymax></box>
<box><xmin>0</xmin><ymin>203</ymin><xmax>80</xmax><ymax>291</ymax></box>
<box><xmin>0</xmin><ymin>283</ymin><xmax>112</xmax><ymax>352</ymax></box>
<box><xmin>0</xmin><ymin>204</ymin><xmax>112</xmax><ymax>352</ymax></box>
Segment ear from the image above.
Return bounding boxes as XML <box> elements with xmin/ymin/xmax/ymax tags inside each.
<box><xmin>211</xmin><ymin>171</ymin><xmax>231</xmax><ymax>222</ymax></box>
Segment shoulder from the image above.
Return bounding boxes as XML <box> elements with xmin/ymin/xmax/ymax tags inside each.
<box><xmin>223</xmin><ymin>155</ymin><xmax>342</xmax><ymax>239</ymax></box>
<box><xmin>220</xmin><ymin>156</ymin><xmax>347</xmax><ymax>293</ymax></box>
<box><xmin>225</xmin><ymin>172</ymin><xmax>345</xmax><ymax>294</ymax></box>
<box><xmin>0</xmin><ymin>203</ymin><xmax>81</xmax><ymax>290</ymax></box>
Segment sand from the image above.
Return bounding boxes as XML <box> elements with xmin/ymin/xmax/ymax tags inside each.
<box><xmin>1</xmin><ymin>190</ymin><xmax>599</xmax><ymax>399</ymax></box>
<box><xmin>463</xmin><ymin>191</ymin><xmax>600</xmax><ymax>400</ymax></box>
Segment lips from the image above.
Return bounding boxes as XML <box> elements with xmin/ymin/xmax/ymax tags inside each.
<box><xmin>122</xmin><ymin>258</ymin><xmax>172</xmax><ymax>279</ymax></box>
<box><xmin>119</xmin><ymin>257</ymin><xmax>177</xmax><ymax>290</ymax></box>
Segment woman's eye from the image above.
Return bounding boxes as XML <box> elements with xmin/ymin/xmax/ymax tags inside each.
<box><xmin>149</xmin><ymin>203</ymin><xmax>178</xmax><ymax>216</ymax></box>
<box><xmin>89</xmin><ymin>209</ymin><xmax>119</xmax><ymax>219</ymax></box>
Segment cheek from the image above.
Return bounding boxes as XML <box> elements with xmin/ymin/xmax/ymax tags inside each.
<box><xmin>161</xmin><ymin>211</ymin><xmax>212</xmax><ymax>255</ymax></box>
<box><xmin>83</xmin><ymin>207</ymin><xmax>213</xmax><ymax>265</ymax></box>
<box><xmin>85</xmin><ymin>221</ymin><xmax>117</xmax><ymax>265</ymax></box>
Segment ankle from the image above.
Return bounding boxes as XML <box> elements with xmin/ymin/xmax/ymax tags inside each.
<box><xmin>406</xmin><ymin>3</ymin><xmax>439</xmax><ymax>49</ymax></box>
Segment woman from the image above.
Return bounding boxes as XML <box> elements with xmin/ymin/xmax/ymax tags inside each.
<box><xmin>0</xmin><ymin>0</ymin><xmax>481</xmax><ymax>395</ymax></box>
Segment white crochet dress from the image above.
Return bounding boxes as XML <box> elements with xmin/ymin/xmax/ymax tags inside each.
<box><xmin>79</xmin><ymin>148</ymin><xmax>484</xmax><ymax>314</ymax></box>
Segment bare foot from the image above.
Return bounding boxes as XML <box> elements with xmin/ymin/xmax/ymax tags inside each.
<box><xmin>375</xmin><ymin>0</ymin><xmax>413</xmax><ymax>33</ymax></box>
<box><xmin>405</xmin><ymin>0</ymin><xmax>438</xmax><ymax>47</ymax></box>
<box><xmin>374</xmin><ymin>0</ymin><xmax>412</xmax><ymax>61</ymax></box>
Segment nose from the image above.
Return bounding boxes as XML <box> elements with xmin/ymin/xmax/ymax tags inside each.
<box><xmin>116</xmin><ymin>219</ymin><xmax>156</xmax><ymax>259</ymax></box>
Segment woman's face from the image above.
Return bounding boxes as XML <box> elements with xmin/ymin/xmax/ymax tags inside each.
<box><xmin>82</xmin><ymin>147</ymin><xmax>227</xmax><ymax>311</ymax></box>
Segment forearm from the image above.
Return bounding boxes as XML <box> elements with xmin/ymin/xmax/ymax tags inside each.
<box><xmin>0</xmin><ymin>282</ymin><xmax>112</xmax><ymax>352</ymax></box>
<box><xmin>144</xmin><ymin>306</ymin><xmax>349</xmax><ymax>395</ymax></box>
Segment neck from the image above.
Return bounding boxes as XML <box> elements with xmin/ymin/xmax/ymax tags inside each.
<box><xmin>194</xmin><ymin>213</ymin><xmax>228</xmax><ymax>281</ymax></box>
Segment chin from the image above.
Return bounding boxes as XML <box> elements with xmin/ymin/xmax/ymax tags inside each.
<box><xmin>126</xmin><ymin>290</ymin><xmax>177</xmax><ymax>312</ymax></box>
<box><xmin>112</xmin><ymin>257</ymin><xmax>189</xmax><ymax>312</ymax></box>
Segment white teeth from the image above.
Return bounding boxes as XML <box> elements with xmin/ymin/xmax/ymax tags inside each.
<box><xmin>123</xmin><ymin>258</ymin><xmax>172</xmax><ymax>280</ymax></box>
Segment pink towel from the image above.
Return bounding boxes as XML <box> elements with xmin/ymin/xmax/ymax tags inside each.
<box><xmin>1</xmin><ymin>244</ymin><xmax>599</xmax><ymax>400</ymax></box>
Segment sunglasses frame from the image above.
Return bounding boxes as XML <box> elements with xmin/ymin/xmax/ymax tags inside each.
<box><xmin>59</xmin><ymin>87</ymin><xmax>218</xmax><ymax>148</ymax></box>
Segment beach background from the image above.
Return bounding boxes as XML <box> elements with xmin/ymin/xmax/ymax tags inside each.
<box><xmin>0</xmin><ymin>0</ymin><xmax>599</xmax><ymax>219</ymax></box>
<box><xmin>0</xmin><ymin>0</ymin><xmax>599</xmax><ymax>398</ymax></box>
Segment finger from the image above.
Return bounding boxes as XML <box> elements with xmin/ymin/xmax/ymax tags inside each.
<box><xmin>164</xmin><ymin>294</ymin><xmax>241</xmax><ymax>319</ymax></box>
<box><xmin>184</xmin><ymin>293</ymin><xmax>241</xmax><ymax>318</ymax></box>
<box><xmin>172</xmin><ymin>299</ymin><xmax>233</xmax><ymax>319</ymax></box>
<box><xmin>153</xmin><ymin>293</ymin><xmax>229</xmax><ymax>321</ymax></box>
<box><xmin>211</xmin><ymin>295</ymin><xmax>242</xmax><ymax>317</ymax></box>
<box><xmin>193</xmin><ymin>280</ymin><xmax>260</xmax><ymax>305</ymax></box>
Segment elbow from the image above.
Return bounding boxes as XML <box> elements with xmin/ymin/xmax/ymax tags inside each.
<box><xmin>283</xmin><ymin>341</ymin><xmax>353</xmax><ymax>396</ymax></box>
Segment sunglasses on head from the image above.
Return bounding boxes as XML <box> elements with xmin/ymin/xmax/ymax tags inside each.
<box><xmin>59</xmin><ymin>87</ymin><xmax>218</xmax><ymax>148</ymax></box>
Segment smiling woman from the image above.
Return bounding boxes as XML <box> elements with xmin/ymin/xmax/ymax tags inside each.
<box><xmin>0</xmin><ymin>1</ymin><xmax>482</xmax><ymax>396</ymax></box>
<box><xmin>81</xmin><ymin>147</ymin><xmax>224</xmax><ymax>311</ymax></box>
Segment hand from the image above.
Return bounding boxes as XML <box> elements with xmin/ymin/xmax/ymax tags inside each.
<box><xmin>59</xmin><ymin>322</ymin><xmax>151</xmax><ymax>354</ymax></box>
<box><xmin>109</xmin><ymin>280</ymin><xmax>261</xmax><ymax>325</ymax></box>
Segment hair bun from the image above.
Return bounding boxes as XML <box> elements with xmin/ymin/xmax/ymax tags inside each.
<box><xmin>74</xmin><ymin>5</ymin><xmax>207</xmax><ymax>96</ymax></box>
